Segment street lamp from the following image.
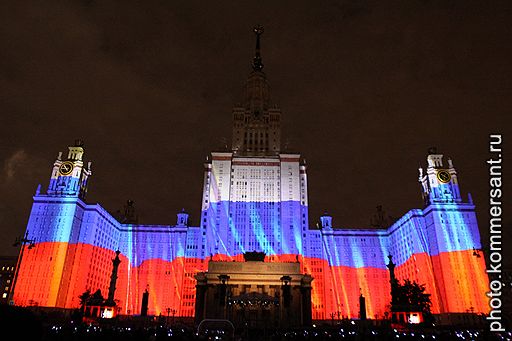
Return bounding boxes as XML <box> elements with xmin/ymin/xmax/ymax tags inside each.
<box><xmin>171</xmin><ymin>308</ymin><xmax>176</xmax><ymax>325</ymax></box>
<box><xmin>329</xmin><ymin>312</ymin><xmax>336</xmax><ymax>326</ymax></box>
<box><xmin>9</xmin><ymin>232</ymin><xmax>35</xmax><ymax>305</ymax></box>
<box><xmin>165</xmin><ymin>307</ymin><xmax>171</xmax><ymax>327</ymax></box>
<box><xmin>328</xmin><ymin>311</ymin><xmax>342</xmax><ymax>325</ymax></box>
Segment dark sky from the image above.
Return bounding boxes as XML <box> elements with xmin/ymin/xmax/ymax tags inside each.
<box><xmin>1</xmin><ymin>1</ymin><xmax>511</xmax><ymax>264</ymax></box>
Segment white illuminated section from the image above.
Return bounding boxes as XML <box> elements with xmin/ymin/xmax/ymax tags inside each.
<box><xmin>207</xmin><ymin>153</ymin><xmax>304</xmax><ymax>205</ymax></box>
<box><xmin>209</xmin><ymin>152</ymin><xmax>233</xmax><ymax>203</ymax></box>
<box><xmin>101</xmin><ymin>307</ymin><xmax>115</xmax><ymax>319</ymax></box>
<box><xmin>408</xmin><ymin>313</ymin><xmax>421</xmax><ymax>324</ymax></box>
<box><xmin>231</xmin><ymin>157</ymin><xmax>281</xmax><ymax>202</ymax></box>
<box><xmin>280</xmin><ymin>154</ymin><xmax>301</xmax><ymax>202</ymax></box>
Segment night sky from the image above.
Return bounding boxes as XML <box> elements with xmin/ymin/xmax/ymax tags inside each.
<box><xmin>1</xmin><ymin>1</ymin><xmax>511</xmax><ymax>264</ymax></box>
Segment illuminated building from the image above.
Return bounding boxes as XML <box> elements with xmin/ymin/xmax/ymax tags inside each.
<box><xmin>13</xmin><ymin>27</ymin><xmax>488</xmax><ymax>322</ymax></box>
<box><xmin>0</xmin><ymin>256</ymin><xmax>16</xmax><ymax>304</ymax></box>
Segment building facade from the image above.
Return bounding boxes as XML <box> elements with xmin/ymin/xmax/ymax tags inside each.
<box><xmin>194</xmin><ymin>252</ymin><xmax>313</xmax><ymax>328</ymax></box>
<box><xmin>0</xmin><ymin>256</ymin><xmax>16</xmax><ymax>304</ymax></box>
<box><xmin>13</xmin><ymin>29</ymin><xmax>488</xmax><ymax>321</ymax></box>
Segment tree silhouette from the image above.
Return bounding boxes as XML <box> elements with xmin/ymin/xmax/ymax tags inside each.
<box><xmin>392</xmin><ymin>279</ymin><xmax>433</xmax><ymax>323</ymax></box>
<box><xmin>79</xmin><ymin>289</ymin><xmax>105</xmax><ymax>307</ymax></box>
<box><xmin>89</xmin><ymin>289</ymin><xmax>105</xmax><ymax>305</ymax></box>
<box><xmin>78</xmin><ymin>289</ymin><xmax>91</xmax><ymax>309</ymax></box>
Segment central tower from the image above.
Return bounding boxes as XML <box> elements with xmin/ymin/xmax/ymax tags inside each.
<box><xmin>231</xmin><ymin>25</ymin><xmax>281</xmax><ymax>156</ymax></box>
<box><xmin>201</xmin><ymin>27</ymin><xmax>307</xmax><ymax>260</ymax></box>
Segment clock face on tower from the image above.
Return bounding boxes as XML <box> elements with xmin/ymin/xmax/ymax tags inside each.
<box><xmin>436</xmin><ymin>170</ymin><xmax>451</xmax><ymax>183</ymax></box>
<box><xmin>58</xmin><ymin>161</ymin><xmax>74</xmax><ymax>176</ymax></box>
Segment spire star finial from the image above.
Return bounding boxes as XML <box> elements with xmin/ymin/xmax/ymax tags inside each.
<box><xmin>252</xmin><ymin>25</ymin><xmax>264</xmax><ymax>71</ymax></box>
<box><xmin>254</xmin><ymin>25</ymin><xmax>264</xmax><ymax>36</ymax></box>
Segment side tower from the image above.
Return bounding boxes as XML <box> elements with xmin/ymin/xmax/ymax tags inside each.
<box><xmin>201</xmin><ymin>27</ymin><xmax>308</xmax><ymax>260</ymax></box>
<box><xmin>418</xmin><ymin>149</ymin><xmax>488</xmax><ymax>314</ymax></box>
<box><xmin>47</xmin><ymin>139</ymin><xmax>92</xmax><ymax>199</ymax></box>
<box><xmin>13</xmin><ymin>141</ymin><xmax>93</xmax><ymax>307</ymax></box>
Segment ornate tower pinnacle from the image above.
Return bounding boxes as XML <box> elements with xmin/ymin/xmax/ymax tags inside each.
<box><xmin>252</xmin><ymin>25</ymin><xmax>264</xmax><ymax>71</ymax></box>
<box><xmin>47</xmin><ymin>141</ymin><xmax>92</xmax><ymax>199</ymax></box>
<box><xmin>231</xmin><ymin>26</ymin><xmax>281</xmax><ymax>156</ymax></box>
<box><xmin>418</xmin><ymin>147</ymin><xmax>462</xmax><ymax>204</ymax></box>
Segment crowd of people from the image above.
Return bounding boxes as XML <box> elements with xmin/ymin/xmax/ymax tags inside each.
<box><xmin>0</xmin><ymin>305</ymin><xmax>509</xmax><ymax>340</ymax></box>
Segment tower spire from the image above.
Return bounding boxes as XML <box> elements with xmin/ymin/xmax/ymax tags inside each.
<box><xmin>231</xmin><ymin>25</ymin><xmax>281</xmax><ymax>156</ymax></box>
<box><xmin>252</xmin><ymin>25</ymin><xmax>264</xmax><ymax>71</ymax></box>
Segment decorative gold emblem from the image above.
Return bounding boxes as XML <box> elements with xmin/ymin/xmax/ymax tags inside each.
<box><xmin>436</xmin><ymin>170</ymin><xmax>451</xmax><ymax>183</ymax></box>
<box><xmin>58</xmin><ymin>161</ymin><xmax>74</xmax><ymax>176</ymax></box>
